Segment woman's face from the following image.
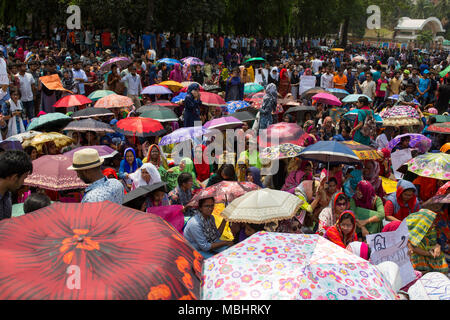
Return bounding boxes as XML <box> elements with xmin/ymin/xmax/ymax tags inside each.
<box><xmin>30</xmin><ymin>148</ymin><xmax>38</xmax><ymax>160</ymax></box>
<box><xmin>199</xmin><ymin>198</ymin><xmax>215</xmax><ymax>216</ymax></box>
<box><xmin>401</xmin><ymin>189</ymin><xmax>415</xmax><ymax>203</ymax></box>
<box><xmin>11</xmin><ymin>92</ymin><xmax>20</xmax><ymax>102</ymax></box>
<box><xmin>362</xmin><ymin>162</ymin><xmax>373</xmax><ymax>176</ymax></box>
<box><xmin>244</xmin><ymin>224</ymin><xmax>257</xmax><ymax>237</ymax></box>
<box><xmin>48</xmin><ymin>142</ymin><xmax>57</xmax><ymax>155</ymax></box>
<box><xmin>335</xmin><ymin>198</ymin><xmax>348</xmax><ymax>215</ymax></box>
<box><xmin>340</xmin><ymin>218</ymin><xmax>354</xmax><ymax>235</ymax></box>
<box><xmin>179</xmin><ymin>160</ymin><xmax>186</xmax><ymax>171</ymax></box>
<box><xmin>126</xmin><ymin>151</ymin><xmax>135</xmax><ymax>164</ymax></box>
<box><xmin>141</xmin><ymin>168</ymin><xmax>151</xmax><ymax>184</ymax></box>
<box><xmin>246</xmin><ymin>172</ymin><xmax>254</xmax><ymax>183</ymax></box>
<box><xmin>152</xmin><ymin>190</ymin><xmax>165</xmax><ymax>205</ymax></box>
<box><xmin>150</xmin><ymin>147</ymin><xmax>160</xmax><ymax>160</ymax></box>
<box><xmin>355</xmin><ymin>187</ymin><xmax>363</xmax><ymax>200</ymax></box>
<box><xmin>242</xmin><ymin>122</ymin><xmax>249</xmax><ymax>131</ymax></box>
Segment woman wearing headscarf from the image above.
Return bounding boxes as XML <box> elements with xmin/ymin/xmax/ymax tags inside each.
<box><xmin>350</xmin><ymin>180</ymin><xmax>385</xmax><ymax>236</ymax></box>
<box><xmin>362</xmin><ymin>160</ymin><xmax>385</xmax><ymax>199</ymax></box>
<box><xmin>290</xmin><ymin>69</ymin><xmax>300</xmax><ymax>100</ymax></box>
<box><xmin>166</xmin><ymin>157</ymin><xmax>202</xmax><ymax>191</ymax></box>
<box><xmin>169</xmin><ymin>63</ymin><xmax>183</xmax><ymax>82</ymax></box>
<box><xmin>258</xmin><ymin>83</ymin><xmax>278</xmax><ymax>130</ymax></box>
<box><xmin>377</xmin><ymin>148</ymin><xmax>392</xmax><ymax>178</ymax></box>
<box><xmin>268</xmin><ymin>67</ymin><xmax>279</xmax><ymax>87</ymax></box>
<box><xmin>324</xmin><ymin>210</ymin><xmax>358</xmax><ymax>249</ymax></box>
<box><xmin>148</xmin><ymin>64</ymin><xmax>157</xmax><ymax>85</ymax></box>
<box><xmin>235</xmin><ymin>153</ymin><xmax>249</xmax><ymax>182</ymax></box>
<box><xmin>193</xmin><ymin>144</ymin><xmax>211</xmax><ymax>183</ymax></box>
<box><xmin>143</xmin><ymin>144</ymin><xmax>168</xmax><ymax>181</ymax></box>
<box><xmin>282</xmin><ymin>159</ymin><xmax>313</xmax><ymax>194</ymax></box>
<box><xmin>183</xmin><ymin>83</ymin><xmax>202</xmax><ymax>127</ymax></box>
<box><xmin>129</xmin><ymin>163</ymin><xmax>162</xmax><ymax>190</ymax></box>
<box><xmin>118</xmin><ymin>147</ymin><xmax>143</xmax><ymax>190</ymax></box>
<box><xmin>278</xmin><ymin>67</ymin><xmax>291</xmax><ymax>98</ymax></box>
<box><xmin>385</xmin><ymin>180</ymin><xmax>420</xmax><ymax>222</ymax></box>
<box><xmin>225</xmin><ymin>68</ymin><xmax>244</xmax><ymax>102</ymax></box>
<box><xmin>317</xmin><ymin>192</ymin><xmax>350</xmax><ymax>236</ymax></box>
<box><xmin>319</xmin><ymin>116</ymin><xmax>336</xmax><ymax>141</ymax></box>
<box><xmin>245</xmin><ymin>167</ymin><xmax>264</xmax><ymax>188</ymax></box>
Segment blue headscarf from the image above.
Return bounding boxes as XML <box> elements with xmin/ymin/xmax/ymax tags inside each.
<box><xmin>123</xmin><ymin>147</ymin><xmax>138</xmax><ymax>173</ymax></box>
<box><xmin>247</xmin><ymin>167</ymin><xmax>264</xmax><ymax>188</ymax></box>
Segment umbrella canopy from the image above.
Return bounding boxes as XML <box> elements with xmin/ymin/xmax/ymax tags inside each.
<box><xmin>146</xmin><ymin>100</ymin><xmax>179</xmax><ymax>108</ymax></box>
<box><xmin>181</xmin><ymin>57</ymin><xmax>204</xmax><ymax>66</ymax></box>
<box><xmin>159</xmin><ymin>126</ymin><xmax>208</xmax><ymax>146</ymax></box>
<box><xmin>387</xmin><ymin>133</ymin><xmax>432</xmax><ymax>153</ymax></box>
<box><xmin>260</xmin><ymin>143</ymin><xmax>305</xmax><ymax>160</ymax></box>
<box><xmin>203</xmin><ymin>116</ymin><xmax>243</xmax><ymax>130</ymax></box>
<box><xmin>221</xmin><ymin>189</ymin><xmax>302</xmax><ymax>224</ymax></box>
<box><xmin>406</xmin><ymin>152</ymin><xmax>450</xmax><ymax>180</ymax></box>
<box><xmin>27</xmin><ymin>112</ymin><xmax>72</xmax><ymax>132</ymax></box>
<box><xmin>156</xmin><ymin>58</ymin><xmax>181</xmax><ymax>67</ymax></box>
<box><xmin>99</xmin><ymin>57</ymin><xmax>132</xmax><ymax>72</ymax></box>
<box><xmin>343</xmin><ymin>110</ymin><xmax>383</xmax><ymax>124</ymax></box>
<box><xmin>301</xmin><ymin>87</ymin><xmax>327</xmax><ymax>100</ymax></box>
<box><xmin>331</xmin><ymin>48</ymin><xmax>345</xmax><ymax>51</ymax></box>
<box><xmin>387</xmin><ymin>95</ymin><xmax>419</xmax><ymax>105</ymax></box>
<box><xmin>94</xmin><ymin>94</ymin><xmax>134</xmax><ymax>109</ymax></box>
<box><xmin>139</xmin><ymin>106</ymin><xmax>179</xmax><ymax>122</ymax></box>
<box><xmin>187</xmin><ymin>181</ymin><xmax>260</xmax><ymax>208</ymax></box>
<box><xmin>326</xmin><ymin>88</ymin><xmax>349</xmax><ymax>99</ymax></box>
<box><xmin>203</xmin><ymin>84</ymin><xmax>221</xmax><ymax>92</ymax></box>
<box><xmin>123</xmin><ymin>182</ymin><xmax>167</xmax><ymax>206</ymax></box>
<box><xmin>71</xmin><ymin>107</ymin><xmax>114</xmax><ymax>120</ymax></box>
<box><xmin>25</xmin><ymin>132</ymin><xmax>73</xmax><ymax>153</ymax></box>
<box><xmin>199</xmin><ymin>92</ymin><xmax>226</xmax><ymax>107</ymax></box>
<box><xmin>312</xmin><ymin>92</ymin><xmax>342</xmax><ymax>106</ymax></box>
<box><xmin>339</xmin><ymin>141</ymin><xmax>382</xmax><ymax>160</ymax></box>
<box><xmin>181</xmin><ymin>81</ymin><xmax>201</xmax><ymax>88</ymax></box>
<box><xmin>434</xmin><ymin>115</ymin><xmax>450</xmax><ymax>123</ymax></box>
<box><xmin>285</xmin><ymin>105</ymin><xmax>316</xmax><ymax>114</ymax></box>
<box><xmin>53</xmin><ymin>95</ymin><xmax>92</xmax><ymax>108</ymax></box>
<box><xmin>244</xmin><ymin>83</ymin><xmax>265</xmax><ymax>96</ymax></box>
<box><xmin>231</xmin><ymin>111</ymin><xmax>256</xmax><ymax>122</ymax></box>
<box><xmin>245</xmin><ymin>91</ymin><xmax>266</xmax><ymax>102</ymax></box>
<box><xmin>6</xmin><ymin>130</ymin><xmax>41</xmax><ymax>143</ymax></box>
<box><xmin>24</xmin><ymin>155</ymin><xmax>88</xmax><ymax>191</ymax></box>
<box><xmin>380</xmin><ymin>105</ymin><xmax>421</xmax><ymax>126</ymax></box>
<box><xmin>426</xmin><ymin>122</ymin><xmax>450</xmax><ymax>134</ymax></box>
<box><xmin>201</xmin><ymin>232</ymin><xmax>397</xmax><ymax>300</ymax></box>
<box><xmin>0</xmin><ymin>139</ymin><xmax>23</xmax><ymax>151</ymax></box>
<box><xmin>159</xmin><ymin>81</ymin><xmax>183</xmax><ymax>93</ymax></box>
<box><xmin>341</xmin><ymin>94</ymin><xmax>373</xmax><ymax>103</ymax></box>
<box><xmin>142</xmin><ymin>85</ymin><xmax>173</xmax><ymax>95</ymax></box>
<box><xmin>87</xmin><ymin>90</ymin><xmax>116</xmax><ymax>102</ymax></box>
<box><xmin>115</xmin><ymin>117</ymin><xmax>165</xmax><ymax>137</ymax></box>
<box><xmin>299</xmin><ymin>141</ymin><xmax>360</xmax><ymax>164</ymax></box>
<box><xmin>244</xmin><ymin>57</ymin><xmax>265</xmax><ymax>63</ymax></box>
<box><xmin>171</xmin><ymin>92</ymin><xmax>187</xmax><ymax>103</ymax></box>
<box><xmin>427</xmin><ymin>181</ymin><xmax>450</xmax><ymax>204</ymax></box>
<box><xmin>64</xmin><ymin>145</ymin><xmax>118</xmax><ymax>159</ymax></box>
<box><xmin>258</xmin><ymin>122</ymin><xmax>309</xmax><ymax>148</ymax></box>
<box><xmin>63</xmin><ymin>119</ymin><xmax>115</xmax><ymax>133</ymax></box>
<box><xmin>225</xmin><ymin>101</ymin><xmax>250</xmax><ymax>114</ymax></box>
<box><xmin>0</xmin><ymin>201</ymin><xmax>203</xmax><ymax>299</ymax></box>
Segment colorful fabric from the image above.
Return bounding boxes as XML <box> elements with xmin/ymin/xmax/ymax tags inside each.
<box><xmin>385</xmin><ymin>180</ymin><xmax>420</xmax><ymax>221</ymax></box>
<box><xmin>353</xmin><ymin>180</ymin><xmax>376</xmax><ymax>210</ymax></box>
<box><xmin>324</xmin><ymin>210</ymin><xmax>358</xmax><ymax>249</ymax></box>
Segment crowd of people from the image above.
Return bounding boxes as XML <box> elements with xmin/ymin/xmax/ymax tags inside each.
<box><xmin>0</xmin><ymin>24</ymin><xmax>450</xmax><ymax>299</ymax></box>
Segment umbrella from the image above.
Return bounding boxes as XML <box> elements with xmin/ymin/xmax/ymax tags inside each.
<box><xmin>231</xmin><ymin>111</ymin><xmax>256</xmax><ymax>122</ymax></box>
<box><xmin>285</xmin><ymin>105</ymin><xmax>316</xmax><ymax>114</ymax></box>
<box><xmin>64</xmin><ymin>145</ymin><xmax>118</xmax><ymax>159</ymax></box>
<box><xmin>406</xmin><ymin>152</ymin><xmax>450</xmax><ymax>180</ymax></box>
<box><xmin>352</xmin><ymin>55</ymin><xmax>366</xmax><ymax>62</ymax></box>
<box><xmin>245</xmin><ymin>91</ymin><xmax>265</xmax><ymax>101</ymax></box>
<box><xmin>380</xmin><ymin>105</ymin><xmax>420</xmax><ymax>126</ymax></box>
<box><xmin>63</xmin><ymin>119</ymin><xmax>115</xmax><ymax>133</ymax></box>
<box><xmin>341</xmin><ymin>94</ymin><xmax>373</xmax><ymax>103</ymax></box>
<box><xmin>146</xmin><ymin>100</ymin><xmax>179</xmax><ymax>108</ymax></box>
<box><xmin>26</xmin><ymin>132</ymin><xmax>73</xmax><ymax>153</ymax></box>
<box><xmin>299</xmin><ymin>141</ymin><xmax>360</xmax><ymax>164</ymax></box>
<box><xmin>181</xmin><ymin>57</ymin><xmax>204</xmax><ymax>66</ymax></box>
<box><xmin>87</xmin><ymin>90</ymin><xmax>116</xmax><ymax>102</ymax></box>
<box><xmin>387</xmin><ymin>134</ymin><xmax>432</xmax><ymax>153</ymax></box>
<box><xmin>187</xmin><ymin>181</ymin><xmax>260</xmax><ymax>208</ymax></box>
<box><xmin>225</xmin><ymin>101</ymin><xmax>250</xmax><ymax>114</ymax></box>
<box><xmin>326</xmin><ymin>88</ymin><xmax>349</xmax><ymax>99</ymax></box>
<box><xmin>171</xmin><ymin>92</ymin><xmax>187</xmax><ymax>103</ymax></box>
<box><xmin>203</xmin><ymin>116</ymin><xmax>243</xmax><ymax>130</ymax></box>
<box><xmin>156</xmin><ymin>58</ymin><xmax>181</xmax><ymax>66</ymax></box>
<box><xmin>260</xmin><ymin>143</ymin><xmax>304</xmax><ymax>160</ymax></box>
<box><xmin>181</xmin><ymin>81</ymin><xmax>201</xmax><ymax>88</ymax></box>
<box><xmin>434</xmin><ymin>115</ymin><xmax>450</xmax><ymax>123</ymax></box>
<box><xmin>5</xmin><ymin>130</ymin><xmax>41</xmax><ymax>144</ymax></box>
<box><xmin>386</xmin><ymin>95</ymin><xmax>419</xmax><ymax>105</ymax></box>
<box><xmin>244</xmin><ymin>83</ymin><xmax>265</xmax><ymax>96</ymax></box>
<box><xmin>0</xmin><ymin>201</ymin><xmax>203</xmax><ymax>300</ymax></box>
<box><xmin>53</xmin><ymin>95</ymin><xmax>92</xmax><ymax>108</ymax></box>
<box><xmin>339</xmin><ymin>141</ymin><xmax>382</xmax><ymax>160</ymax></box>
<box><xmin>94</xmin><ymin>94</ymin><xmax>134</xmax><ymax>109</ymax></box>
<box><xmin>244</xmin><ymin>57</ymin><xmax>265</xmax><ymax>63</ymax></box>
<box><xmin>343</xmin><ymin>110</ymin><xmax>383</xmax><ymax>125</ymax></box>
<box><xmin>258</xmin><ymin>122</ymin><xmax>309</xmax><ymax>148</ymax></box>
<box><xmin>123</xmin><ymin>182</ymin><xmax>167</xmax><ymax>206</ymax></box>
<box><xmin>199</xmin><ymin>92</ymin><xmax>226</xmax><ymax>107</ymax></box>
<box><xmin>203</xmin><ymin>84</ymin><xmax>221</xmax><ymax>92</ymax></box>
<box><xmin>159</xmin><ymin>126</ymin><xmax>208</xmax><ymax>146</ymax></box>
<box><xmin>71</xmin><ymin>107</ymin><xmax>114</xmax><ymax>120</ymax></box>
<box><xmin>0</xmin><ymin>139</ymin><xmax>23</xmax><ymax>151</ymax></box>
<box><xmin>331</xmin><ymin>48</ymin><xmax>345</xmax><ymax>51</ymax></box>
<box><xmin>201</xmin><ymin>232</ymin><xmax>397</xmax><ymax>300</ymax></box>
<box><xmin>115</xmin><ymin>117</ymin><xmax>165</xmax><ymax>138</ymax></box>
<box><xmin>312</xmin><ymin>92</ymin><xmax>342</xmax><ymax>106</ymax></box>
<box><xmin>24</xmin><ymin>155</ymin><xmax>88</xmax><ymax>191</ymax></box>
<box><xmin>426</xmin><ymin>122</ymin><xmax>450</xmax><ymax>134</ymax></box>
<box><xmin>99</xmin><ymin>57</ymin><xmax>132</xmax><ymax>72</ymax></box>
<box><xmin>142</xmin><ymin>85</ymin><xmax>173</xmax><ymax>95</ymax></box>
<box><xmin>427</xmin><ymin>181</ymin><xmax>450</xmax><ymax>204</ymax></box>
<box><xmin>139</xmin><ymin>106</ymin><xmax>179</xmax><ymax>122</ymax></box>
<box><xmin>159</xmin><ymin>81</ymin><xmax>183</xmax><ymax>93</ymax></box>
<box><xmin>27</xmin><ymin>112</ymin><xmax>72</xmax><ymax>132</ymax></box>
<box><xmin>301</xmin><ymin>87</ymin><xmax>327</xmax><ymax>100</ymax></box>
<box><xmin>221</xmin><ymin>189</ymin><xmax>302</xmax><ymax>224</ymax></box>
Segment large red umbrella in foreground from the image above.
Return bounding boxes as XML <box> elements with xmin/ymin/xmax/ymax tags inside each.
<box><xmin>259</xmin><ymin>122</ymin><xmax>310</xmax><ymax>147</ymax></box>
<box><xmin>53</xmin><ymin>95</ymin><xmax>92</xmax><ymax>108</ymax></box>
<box><xmin>114</xmin><ymin>117</ymin><xmax>165</xmax><ymax>137</ymax></box>
<box><xmin>0</xmin><ymin>201</ymin><xmax>203</xmax><ymax>300</ymax></box>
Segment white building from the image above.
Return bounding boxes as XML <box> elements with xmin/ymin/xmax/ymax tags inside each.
<box><xmin>394</xmin><ymin>17</ymin><xmax>446</xmax><ymax>48</ymax></box>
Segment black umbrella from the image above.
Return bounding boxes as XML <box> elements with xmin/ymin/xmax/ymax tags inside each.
<box><xmin>285</xmin><ymin>105</ymin><xmax>317</xmax><ymax>114</ymax></box>
<box><xmin>301</xmin><ymin>87</ymin><xmax>327</xmax><ymax>100</ymax></box>
<box><xmin>71</xmin><ymin>107</ymin><xmax>114</xmax><ymax>119</ymax></box>
<box><xmin>63</xmin><ymin>118</ymin><xmax>115</xmax><ymax>133</ymax></box>
<box><xmin>122</xmin><ymin>182</ymin><xmax>167</xmax><ymax>207</ymax></box>
<box><xmin>232</xmin><ymin>111</ymin><xmax>256</xmax><ymax>122</ymax></box>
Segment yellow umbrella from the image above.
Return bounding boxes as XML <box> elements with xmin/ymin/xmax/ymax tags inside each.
<box><xmin>381</xmin><ymin>177</ymin><xmax>397</xmax><ymax>194</ymax></box>
<box><xmin>159</xmin><ymin>80</ymin><xmax>183</xmax><ymax>93</ymax></box>
<box><xmin>331</xmin><ymin>48</ymin><xmax>344</xmax><ymax>52</ymax></box>
<box><xmin>340</xmin><ymin>140</ymin><xmax>382</xmax><ymax>160</ymax></box>
<box><xmin>28</xmin><ymin>132</ymin><xmax>74</xmax><ymax>153</ymax></box>
<box><xmin>212</xmin><ymin>203</ymin><xmax>234</xmax><ymax>241</ymax></box>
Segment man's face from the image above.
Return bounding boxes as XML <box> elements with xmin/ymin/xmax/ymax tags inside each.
<box><xmin>7</xmin><ymin>172</ymin><xmax>30</xmax><ymax>193</ymax></box>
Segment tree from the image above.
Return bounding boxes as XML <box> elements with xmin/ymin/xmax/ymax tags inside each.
<box><xmin>417</xmin><ymin>29</ymin><xmax>433</xmax><ymax>47</ymax></box>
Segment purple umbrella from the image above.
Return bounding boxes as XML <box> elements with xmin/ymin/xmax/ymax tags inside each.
<box><xmin>99</xmin><ymin>57</ymin><xmax>132</xmax><ymax>72</ymax></box>
<box><xmin>387</xmin><ymin>133</ymin><xmax>432</xmax><ymax>153</ymax></box>
<box><xmin>159</xmin><ymin>126</ymin><xmax>209</xmax><ymax>146</ymax></box>
<box><xmin>64</xmin><ymin>145</ymin><xmax>119</xmax><ymax>159</ymax></box>
<box><xmin>203</xmin><ymin>116</ymin><xmax>243</xmax><ymax>130</ymax></box>
<box><xmin>142</xmin><ymin>85</ymin><xmax>173</xmax><ymax>95</ymax></box>
<box><xmin>181</xmin><ymin>57</ymin><xmax>204</xmax><ymax>66</ymax></box>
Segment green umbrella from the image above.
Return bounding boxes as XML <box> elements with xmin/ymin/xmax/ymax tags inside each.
<box><xmin>87</xmin><ymin>90</ymin><xmax>116</xmax><ymax>102</ymax></box>
<box><xmin>27</xmin><ymin>113</ymin><xmax>72</xmax><ymax>132</ymax></box>
<box><xmin>439</xmin><ymin>65</ymin><xmax>450</xmax><ymax>78</ymax></box>
<box><xmin>244</xmin><ymin>57</ymin><xmax>265</xmax><ymax>63</ymax></box>
<box><xmin>434</xmin><ymin>115</ymin><xmax>450</xmax><ymax>123</ymax></box>
<box><xmin>244</xmin><ymin>83</ymin><xmax>264</xmax><ymax>96</ymax></box>
<box><xmin>138</xmin><ymin>105</ymin><xmax>179</xmax><ymax>122</ymax></box>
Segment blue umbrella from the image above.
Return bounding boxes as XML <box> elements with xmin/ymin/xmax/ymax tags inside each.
<box><xmin>326</xmin><ymin>88</ymin><xmax>349</xmax><ymax>99</ymax></box>
<box><xmin>156</xmin><ymin>58</ymin><xmax>181</xmax><ymax>67</ymax></box>
<box><xmin>299</xmin><ymin>141</ymin><xmax>360</xmax><ymax>164</ymax></box>
<box><xmin>343</xmin><ymin>109</ymin><xmax>383</xmax><ymax>125</ymax></box>
<box><xmin>159</xmin><ymin>126</ymin><xmax>209</xmax><ymax>146</ymax></box>
<box><xmin>387</xmin><ymin>95</ymin><xmax>420</xmax><ymax>105</ymax></box>
<box><xmin>342</xmin><ymin>94</ymin><xmax>373</xmax><ymax>103</ymax></box>
<box><xmin>171</xmin><ymin>92</ymin><xmax>187</xmax><ymax>103</ymax></box>
<box><xmin>225</xmin><ymin>101</ymin><xmax>250</xmax><ymax>114</ymax></box>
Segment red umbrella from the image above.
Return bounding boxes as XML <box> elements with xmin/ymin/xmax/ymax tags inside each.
<box><xmin>187</xmin><ymin>181</ymin><xmax>260</xmax><ymax>207</ymax></box>
<box><xmin>258</xmin><ymin>122</ymin><xmax>310</xmax><ymax>147</ymax></box>
<box><xmin>199</xmin><ymin>92</ymin><xmax>226</xmax><ymax>107</ymax></box>
<box><xmin>0</xmin><ymin>201</ymin><xmax>203</xmax><ymax>300</ymax></box>
<box><xmin>426</xmin><ymin>122</ymin><xmax>450</xmax><ymax>134</ymax></box>
<box><xmin>115</xmin><ymin>117</ymin><xmax>165</xmax><ymax>137</ymax></box>
<box><xmin>53</xmin><ymin>95</ymin><xmax>92</xmax><ymax>108</ymax></box>
<box><xmin>149</xmin><ymin>100</ymin><xmax>179</xmax><ymax>108</ymax></box>
<box><xmin>24</xmin><ymin>155</ymin><xmax>88</xmax><ymax>191</ymax></box>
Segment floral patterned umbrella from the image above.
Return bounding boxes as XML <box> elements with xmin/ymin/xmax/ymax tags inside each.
<box><xmin>387</xmin><ymin>134</ymin><xmax>432</xmax><ymax>153</ymax></box>
<box><xmin>406</xmin><ymin>152</ymin><xmax>450</xmax><ymax>180</ymax></box>
<box><xmin>99</xmin><ymin>57</ymin><xmax>132</xmax><ymax>72</ymax></box>
<box><xmin>426</xmin><ymin>122</ymin><xmax>450</xmax><ymax>135</ymax></box>
<box><xmin>380</xmin><ymin>105</ymin><xmax>421</xmax><ymax>126</ymax></box>
<box><xmin>26</xmin><ymin>132</ymin><xmax>74</xmax><ymax>153</ymax></box>
<box><xmin>201</xmin><ymin>232</ymin><xmax>398</xmax><ymax>300</ymax></box>
<box><xmin>225</xmin><ymin>101</ymin><xmax>250</xmax><ymax>114</ymax></box>
<box><xmin>94</xmin><ymin>94</ymin><xmax>134</xmax><ymax>109</ymax></box>
<box><xmin>260</xmin><ymin>143</ymin><xmax>305</xmax><ymax>160</ymax></box>
<box><xmin>181</xmin><ymin>57</ymin><xmax>204</xmax><ymax>66</ymax></box>
<box><xmin>0</xmin><ymin>201</ymin><xmax>203</xmax><ymax>300</ymax></box>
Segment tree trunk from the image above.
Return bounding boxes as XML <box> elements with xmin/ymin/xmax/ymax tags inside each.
<box><xmin>340</xmin><ymin>16</ymin><xmax>349</xmax><ymax>48</ymax></box>
<box><xmin>145</xmin><ymin>0</ymin><xmax>154</xmax><ymax>31</ymax></box>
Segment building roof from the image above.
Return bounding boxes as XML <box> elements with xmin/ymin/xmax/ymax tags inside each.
<box><xmin>395</xmin><ymin>17</ymin><xmax>445</xmax><ymax>33</ymax></box>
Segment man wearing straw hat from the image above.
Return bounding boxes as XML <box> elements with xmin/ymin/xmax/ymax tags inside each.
<box><xmin>68</xmin><ymin>148</ymin><xmax>124</xmax><ymax>204</ymax></box>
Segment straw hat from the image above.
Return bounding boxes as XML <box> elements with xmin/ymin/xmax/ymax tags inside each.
<box><xmin>67</xmin><ymin>148</ymin><xmax>104</xmax><ymax>171</ymax></box>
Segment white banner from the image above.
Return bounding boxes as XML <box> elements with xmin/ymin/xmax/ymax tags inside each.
<box><xmin>299</xmin><ymin>75</ymin><xmax>317</xmax><ymax>95</ymax></box>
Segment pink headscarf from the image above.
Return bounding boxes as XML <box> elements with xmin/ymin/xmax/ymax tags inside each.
<box><xmin>169</xmin><ymin>63</ymin><xmax>183</xmax><ymax>83</ymax></box>
<box><xmin>353</xmin><ymin>180</ymin><xmax>376</xmax><ymax>210</ymax></box>
<box><xmin>346</xmin><ymin>241</ymin><xmax>370</xmax><ymax>260</ymax></box>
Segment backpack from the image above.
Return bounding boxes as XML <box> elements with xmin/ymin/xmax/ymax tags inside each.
<box><xmin>360</xmin><ymin>110</ymin><xmax>376</xmax><ymax>137</ymax></box>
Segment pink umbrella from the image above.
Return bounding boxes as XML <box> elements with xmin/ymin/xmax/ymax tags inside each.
<box><xmin>94</xmin><ymin>94</ymin><xmax>134</xmax><ymax>109</ymax></box>
<box><xmin>259</xmin><ymin>122</ymin><xmax>310</xmax><ymax>147</ymax></box>
<box><xmin>312</xmin><ymin>92</ymin><xmax>342</xmax><ymax>106</ymax></box>
<box><xmin>199</xmin><ymin>92</ymin><xmax>226</xmax><ymax>107</ymax></box>
<box><xmin>64</xmin><ymin>145</ymin><xmax>118</xmax><ymax>159</ymax></box>
<box><xmin>147</xmin><ymin>205</ymin><xmax>185</xmax><ymax>234</ymax></box>
<box><xmin>203</xmin><ymin>116</ymin><xmax>243</xmax><ymax>130</ymax></box>
<box><xmin>24</xmin><ymin>155</ymin><xmax>88</xmax><ymax>191</ymax></box>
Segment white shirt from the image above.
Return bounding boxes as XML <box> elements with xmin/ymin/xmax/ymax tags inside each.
<box><xmin>72</xmin><ymin>68</ymin><xmax>88</xmax><ymax>95</ymax></box>
<box><xmin>320</xmin><ymin>73</ymin><xmax>334</xmax><ymax>89</ymax></box>
<box><xmin>361</xmin><ymin>80</ymin><xmax>376</xmax><ymax>100</ymax></box>
<box><xmin>311</xmin><ymin>59</ymin><xmax>323</xmax><ymax>74</ymax></box>
<box><xmin>376</xmin><ymin>133</ymin><xmax>389</xmax><ymax>150</ymax></box>
<box><xmin>16</xmin><ymin>72</ymin><xmax>35</xmax><ymax>102</ymax></box>
<box><xmin>121</xmin><ymin>73</ymin><xmax>142</xmax><ymax>96</ymax></box>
